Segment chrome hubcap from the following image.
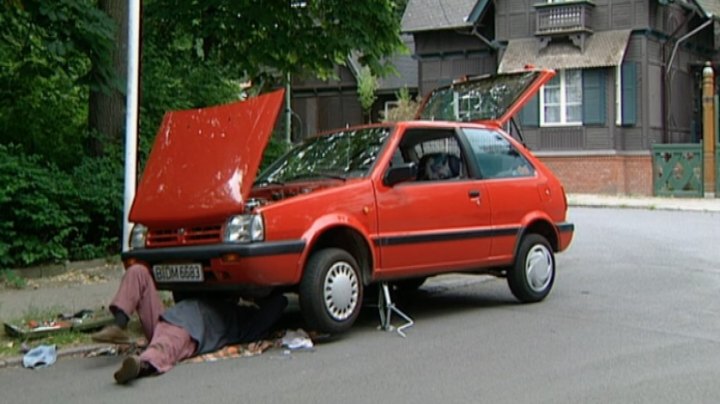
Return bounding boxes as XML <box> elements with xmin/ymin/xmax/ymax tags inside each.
<box><xmin>525</xmin><ymin>244</ymin><xmax>553</xmax><ymax>292</ymax></box>
<box><xmin>323</xmin><ymin>261</ymin><xmax>359</xmax><ymax>321</ymax></box>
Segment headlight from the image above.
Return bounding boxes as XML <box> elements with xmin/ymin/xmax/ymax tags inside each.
<box><xmin>129</xmin><ymin>224</ymin><xmax>148</xmax><ymax>249</ymax></box>
<box><xmin>224</xmin><ymin>214</ymin><xmax>264</xmax><ymax>243</ymax></box>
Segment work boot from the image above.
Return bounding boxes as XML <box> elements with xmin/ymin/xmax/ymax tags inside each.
<box><xmin>113</xmin><ymin>356</ymin><xmax>156</xmax><ymax>384</ymax></box>
<box><xmin>114</xmin><ymin>356</ymin><xmax>141</xmax><ymax>384</ymax></box>
<box><xmin>91</xmin><ymin>324</ymin><xmax>131</xmax><ymax>345</ymax></box>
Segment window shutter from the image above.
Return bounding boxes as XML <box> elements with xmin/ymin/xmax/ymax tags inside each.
<box><xmin>582</xmin><ymin>69</ymin><xmax>606</xmax><ymax>125</ymax></box>
<box><xmin>621</xmin><ymin>62</ymin><xmax>637</xmax><ymax>126</ymax></box>
<box><xmin>518</xmin><ymin>94</ymin><xmax>539</xmax><ymax>126</ymax></box>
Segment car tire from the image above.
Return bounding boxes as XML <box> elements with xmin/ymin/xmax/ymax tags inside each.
<box><xmin>299</xmin><ymin>248</ymin><xmax>363</xmax><ymax>334</ymax></box>
<box><xmin>507</xmin><ymin>234</ymin><xmax>555</xmax><ymax>303</ymax></box>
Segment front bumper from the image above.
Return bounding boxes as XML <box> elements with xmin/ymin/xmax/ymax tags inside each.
<box><xmin>121</xmin><ymin>240</ymin><xmax>306</xmax><ymax>287</ymax></box>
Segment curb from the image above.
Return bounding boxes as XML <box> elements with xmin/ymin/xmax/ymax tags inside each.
<box><xmin>0</xmin><ymin>344</ymin><xmax>112</xmax><ymax>370</ymax></box>
<box><xmin>567</xmin><ymin>195</ymin><xmax>720</xmax><ymax>213</ymax></box>
<box><xmin>16</xmin><ymin>258</ymin><xmax>122</xmax><ymax>280</ymax></box>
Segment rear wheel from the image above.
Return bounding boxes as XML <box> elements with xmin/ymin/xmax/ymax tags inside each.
<box><xmin>299</xmin><ymin>248</ymin><xmax>363</xmax><ymax>334</ymax></box>
<box><xmin>507</xmin><ymin>234</ymin><xmax>555</xmax><ymax>303</ymax></box>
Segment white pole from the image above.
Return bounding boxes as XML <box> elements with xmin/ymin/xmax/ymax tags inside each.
<box><xmin>122</xmin><ymin>0</ymin><xmax>141</xmax><ymax>252</ymax></box>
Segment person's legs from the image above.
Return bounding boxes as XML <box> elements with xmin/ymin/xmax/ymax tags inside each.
<box><xmin>140</xmin><ymin>321</ymin><xmax>197</xmax><ymax>373</ymax></box>
<box><xmin>114</xmin><ymin>321</ymin><xmax>197</xmax><ymax>384</ymax></box>
<box><xmin>108</xmin><ymin>264</ymin><xmax>165</xmax><ymax>340</ymax></box>
<box><xmin>92</xmin><ymin>264</ymin><xmax>165</xmax><ymax>344</ymax></box>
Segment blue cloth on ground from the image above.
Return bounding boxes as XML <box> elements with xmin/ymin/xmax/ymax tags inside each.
<box><xmin>23</xmin><ymin>344</ymin><xmax>57</xmax><ymax>369</ymax></box>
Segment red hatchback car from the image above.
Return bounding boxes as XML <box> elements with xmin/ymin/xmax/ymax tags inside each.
<box><xmin>123</xmin><ymin>68</ymin><xmax>574</xmax><ymax>333</ymax></box>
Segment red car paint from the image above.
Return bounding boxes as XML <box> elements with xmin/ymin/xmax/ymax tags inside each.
<box><xmin>122</xmin><ymin>69</ymin><xmax>574</xmax><ymax>332</ymax></box>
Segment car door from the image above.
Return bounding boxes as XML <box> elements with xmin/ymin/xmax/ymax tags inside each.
<box><xmin>462</xmin><ymin>127</ymin><xmax>543</xmax><ymax>260</ymax></box>
<box><xmin>373</xmin><ymin>127</ymin><xmax>492</xmax><ymax>278</ymax></box>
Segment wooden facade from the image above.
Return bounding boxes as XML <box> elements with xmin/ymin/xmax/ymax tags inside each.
<box><xmin>290</xmin><ymin>65</ymin><xmax>364</xmax><ymax>141</ymax></box>
<box><xmin>402</xmin><ymin>0</ymin><xmax>720</xmax><ymax>194</ymax></box>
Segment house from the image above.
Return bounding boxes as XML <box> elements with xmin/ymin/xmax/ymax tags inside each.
<box><xmin>290</xmin><ymin>36</ymin><xmax>419</xmax><ymax>140</ymax></box>
<box><xmin>402</xmin><ymin>0</ymin><xmax>720</xmax><ymax>195</ymax></box>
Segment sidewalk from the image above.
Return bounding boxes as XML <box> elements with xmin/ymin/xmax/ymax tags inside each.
<box><xmin>568</xmin><ymin>193</ymin><xmax>720</xmax><ymax>213</ymax></box>
<box><xmin>0</xmin><ymin>260</ymin><xmax>124</xmax><ymax>325</ymax></box>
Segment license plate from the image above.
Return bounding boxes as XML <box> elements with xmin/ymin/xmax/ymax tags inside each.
<box><xmin>152</xmin><ymin>263</ymin><xmax>204</xmax><ymax>282</ymax></box>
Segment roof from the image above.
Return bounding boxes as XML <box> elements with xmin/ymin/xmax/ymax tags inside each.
<box><xmin>498</xmin><ymin>30</ymin><xmax>632</xmax><ymax>73</ymax></box>
<box><xmin>401</xmin><ymin>0</ymin><xmax>481</xmax><ymax>33</ymax></box>
<box><xmin>692</xmin><ymin>0</ymin><xmax>720</xmax><ymax>19</ymax></box>
<box><xmin>348</xmin><ymin>35</ymin><xmax>418</xmax><ymax>92</ymax></box>
<box><xmin>377</xmin><ymin>36</ymin><xmax>419</xmax><ymax>91</ymax></box>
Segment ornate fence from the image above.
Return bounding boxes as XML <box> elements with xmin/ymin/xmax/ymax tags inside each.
<box><xmin>652</xmin><ymin>144</ymin><xmax>703</xmax><ymax>197</ymax></box>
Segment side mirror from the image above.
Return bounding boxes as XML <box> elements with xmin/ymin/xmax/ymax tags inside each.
<box><xmin>383</xmin><ymin>162</ymin><xmax>417</xmax><ymax>187</ymax></box>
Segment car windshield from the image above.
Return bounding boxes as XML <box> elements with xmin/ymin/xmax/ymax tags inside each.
<box><xmin>256</xmin><ymin>126</ymin><xmax>392</xmax><ymax>184</ymax></box>
<box><xmin>419</xmin><ymin>71</ymin><xmax>539</xmax><ymax>122</ymax></box>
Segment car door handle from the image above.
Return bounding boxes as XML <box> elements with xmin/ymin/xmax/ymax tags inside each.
<box><xmin>468</xmin><ymin>190</ymin><xmax>481</xmax><ymax>198</ymax></box>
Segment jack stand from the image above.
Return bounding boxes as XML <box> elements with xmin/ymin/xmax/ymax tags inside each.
<box><xmin>377</xmin><ymin>282</ymin><xmax>414</xmax><ymax>337</ymax></box>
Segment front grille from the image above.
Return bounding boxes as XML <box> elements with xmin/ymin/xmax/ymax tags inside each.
<box><xmin>147</xmin><ymin>224</ymin><xmax>222</xmax><ymax>247</ymax></box>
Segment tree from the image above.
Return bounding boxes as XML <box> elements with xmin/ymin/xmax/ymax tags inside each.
<box><xmin>88</xmin><ymin>0</ymin><xmax>127</xmax><ymax>155</ymax></box>
<box><xmin>142</xmin><ymin>0</ymin><xmax>404</xmax><ymax>86</ymax></box>
<box><xmin>357</xmin><ymin>66</ymin><xmax>378</xmax><ymax>123</ymax></box>
<box><xmin>135</xmin><ymin>0</ymin><xmax>405</xmax><ymax>145</ymax></box>
<box><xmin>0</xmin><ymin>0</ymin><xmax>114</xmax><ymax>166</ymax></box>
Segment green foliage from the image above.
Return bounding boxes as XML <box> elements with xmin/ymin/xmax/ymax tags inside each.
<box><xmin>0</xmin><ymin>0</ymin><xmax>115</xmax><ymax>168</ymax></box>
<box><xmin>0</xmin><ymin>144</ymin><xmax>78</xmax><ymax>266</ymax></box>
<box><xmin>142</xmin><ymin>0</ymin><xmax>405</xmax><ymax>83</ymax></box>
<box><xmin>11</xmin><ymin>0</ymin><xmax>116</xmax><ymax>91</ymax></box>
<box><xmin>69</xmin><ymin>141</ymin><xmax>123</xmax><ymax>260</ymax></box>
<box><xmin>381</xmin><ymin>87</ymin><xmax>421</xmax><ymax>122</ymax></box>
<box><xmin>0</xmin><ymin>144</ymin><xmax>122</xmax><ymax>268</ymax></box>
<box><xmin>357</xmin><ymin>66</ymin><xmax>379</xmax><ymax>121</ymax></box>
<box><xmin>260</xmin><ymin>135</ymin><xmax>291</xmax><ymax>171</ymax></box>
<box><xmin>0</xmin><ymin>269</ymin><xmax>27</xmax><ymax>289</ymax></box>
<box><xmin>0</xmin><ymin>0</ymin><xmax>406</xmax><ymax>268</ymax></box>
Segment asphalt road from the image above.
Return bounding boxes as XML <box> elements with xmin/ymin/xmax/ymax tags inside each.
<box><xmin>1</xmin><ymin>207</ymin><xmax>719</xmax><ymax>404</ymax></box>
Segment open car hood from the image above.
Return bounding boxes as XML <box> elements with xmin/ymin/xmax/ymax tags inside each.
<box><xmin>417</xmin><ymin>69</ymin><xmax>555</xmax><ymax>126</ymax></box>
<box><xmin>130</xmin><ymin>89</ymin><xmax>285</xmax><ymax>226</ymax></box>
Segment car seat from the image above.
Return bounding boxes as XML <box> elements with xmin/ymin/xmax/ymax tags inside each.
<box><xmin>417</xmin><ymin>153</ymin><xmax>461</xmax><ymax>180</ymax></box>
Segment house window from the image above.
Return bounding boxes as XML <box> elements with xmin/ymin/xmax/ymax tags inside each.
<box><xmin>540</xmin><ymin>69</ymin><xmax>582</xmax><ymax>126</ymax></box>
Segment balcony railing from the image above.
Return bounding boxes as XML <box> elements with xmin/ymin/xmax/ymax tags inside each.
<box><xmin>534</xmin><ymin>1</ymin><xmax>594</xmax><ymax>36</ymax></box>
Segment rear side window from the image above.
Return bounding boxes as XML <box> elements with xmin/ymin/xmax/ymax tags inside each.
<box><xmin>463</xmin><ymin>128</ymin><xmax>535</xmax><ymax>179</ymax></box>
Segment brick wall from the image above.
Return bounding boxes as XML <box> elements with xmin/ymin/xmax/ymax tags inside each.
<box><xmin>538</xmin><ymin>154</ymin><xmax>653</xmax><ymax>196</ymax></box>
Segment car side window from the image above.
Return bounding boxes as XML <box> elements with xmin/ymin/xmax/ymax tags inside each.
<box><xmin>396</xmin><ymin>129</ymin><xmax>466</xmax><ymax>182</ymax></box>
<box><xmin>463</xmin><ymin>128</ymin><xmax>535</xmax><ymax>179</ymax></box>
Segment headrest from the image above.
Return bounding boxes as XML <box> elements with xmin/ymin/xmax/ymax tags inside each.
<box><xmin>420</xmin><ymin>153</ymin><xmax>460</xmax><ymax>180</ymax></box>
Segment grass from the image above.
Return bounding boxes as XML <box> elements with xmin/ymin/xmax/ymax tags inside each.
<box><xmin>0</xmin><ymin>305</ymin><xmax>144</xmax><ymax>360</ymax></box>
<box><xmin>0</xmin><ymin>269</ymin><xmax>27</xmax><ymax>289</ymax></box>
<box><xmin>0</xmin><ymin>330</ymin><xmax>94</xmax><ymax>358</ymax></box>
<box><xmin>0</xmin><ymin>306</ymin><xmax>90</xmax><ymax>359</ymax></box>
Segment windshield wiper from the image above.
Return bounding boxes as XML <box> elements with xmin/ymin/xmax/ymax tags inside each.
<box><xmin>254</xmin><ymin>179</ymin><xmax>285</xmax><ymax>187</ymax></box>
<box><xmin>284</xmin><ymin>171</ymin><xmax>348</xmax><ymax>182</ymax></box>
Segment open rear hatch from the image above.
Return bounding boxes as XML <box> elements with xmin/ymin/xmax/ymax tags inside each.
<box><xmin>417</xmin><ymin>69</ymin><xmax>555</xmax><ymax>127</ymax></box>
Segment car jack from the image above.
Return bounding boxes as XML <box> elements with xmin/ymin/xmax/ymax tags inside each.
<box><xmin>377</xmin><ymin>282</ymin><xmax>414</xmax><ymax>337</ymax></box>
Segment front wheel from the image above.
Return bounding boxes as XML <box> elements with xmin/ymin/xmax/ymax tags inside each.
<box><xmin>507</xmin><ymin>234</ymin><xmax>555</xmax><ymax>303</ymax></box>
<box><xmin>299</xmin><ymin>248</ymin><xmax>363</xmax><ymax>334</ymax></box>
